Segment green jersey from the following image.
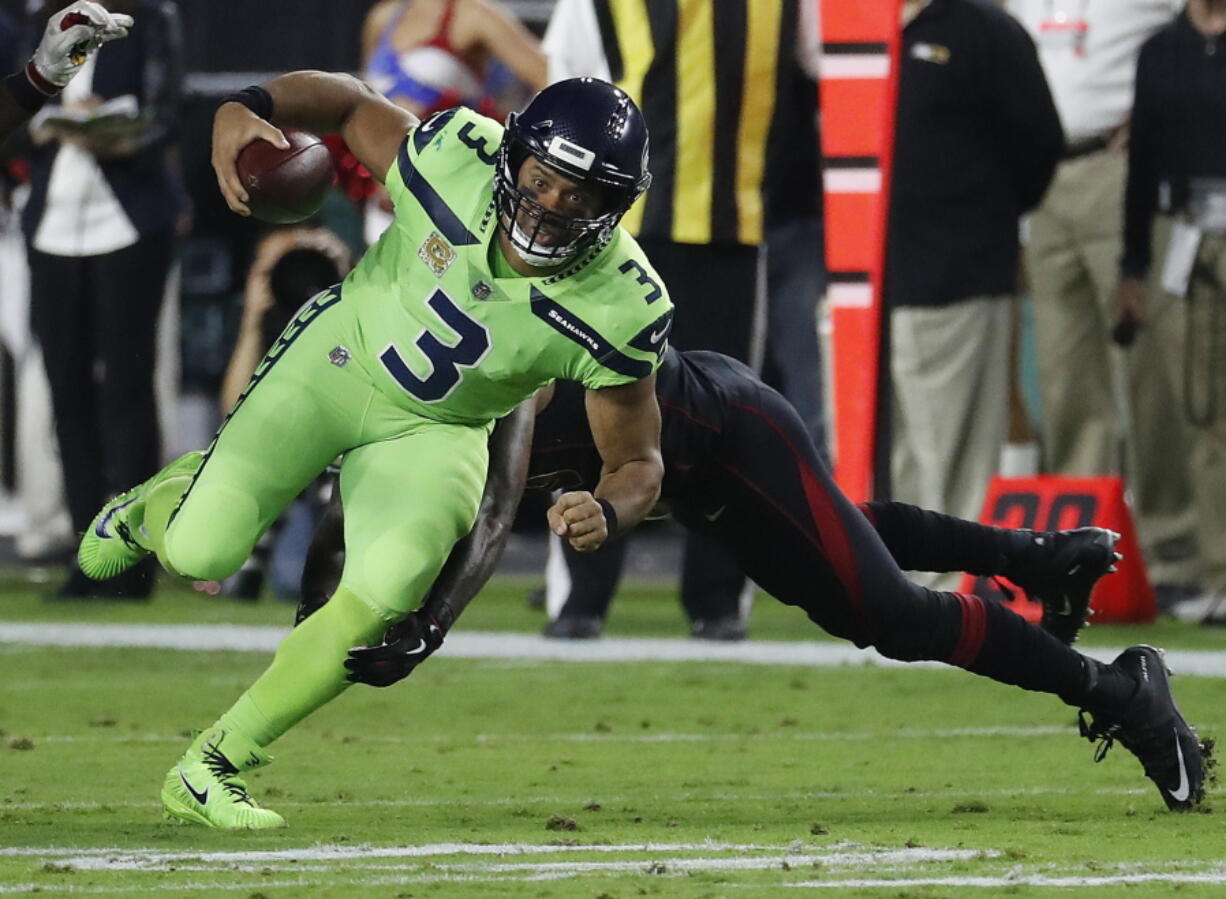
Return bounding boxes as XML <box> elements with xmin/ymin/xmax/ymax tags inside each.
<box><xmin>340</xmin><ymin>106</ymin><xmax>673</xmax><ymax>426</ymax></box>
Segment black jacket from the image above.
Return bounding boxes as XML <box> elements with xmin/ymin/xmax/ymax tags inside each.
<box><xmin>1122</xmin><ymin>13</ymin><xmax>1226</xmax><ymax>278</ymax></box>
<box><xmin>887</xmin><ymin>0</ymin><xmax>1062</xmax><ymax>308</ymax></box>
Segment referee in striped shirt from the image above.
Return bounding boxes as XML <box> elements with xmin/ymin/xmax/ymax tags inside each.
<box><xmin>541</xmin><ymin>0</ymin><xmax>818</xmax><ymax>639</ymax></box>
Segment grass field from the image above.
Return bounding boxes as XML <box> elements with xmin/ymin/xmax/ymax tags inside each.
<box><xmin>2</xmin><ymin>569</ymin><xmax>1225</xmax><ymax>896</ymax></box>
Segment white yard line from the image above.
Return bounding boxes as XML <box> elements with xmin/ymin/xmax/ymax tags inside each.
<box><xmin>3</xmin><ymin>621</ymin><xmax>1226</xmax><ymax>676</ymax></box>
<box><xmin>4</xmin><ymin>841</ymin><xmax>994</xmax><ymax>874</ymax></box>
<box><xmin>13</xmin><ymin>867</ymin><xmax>1226</xmax><ymax>895</ymax></box>
<box><xmin>0</xmin><ymin>839</ymin><xmax>798</xmax><ymax>863</ymax></box>
<box><xmin>8</xmin><ymin>840</ymin><xmax>1226</xmax><ymax>892</ymax></box>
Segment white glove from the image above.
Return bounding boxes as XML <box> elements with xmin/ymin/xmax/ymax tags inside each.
<box><xmin>29</xmin><ymin>1</ymin><xmax>134</xmax><ymax>92</ymax></box>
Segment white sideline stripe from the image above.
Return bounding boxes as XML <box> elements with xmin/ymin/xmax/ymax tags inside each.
<box><xmin>13</xmin><ymin>841</ymin><xmax>1226</xmax><ymax>892</ymax></box>
<box><xmin>59</xmin><ymin>848</ymin><xmax>992</xmax><ymax>874</ymax></box>
<box><xmin>6</xmin><ymin>842</ymin><xmax>995</xmax><ymax>877</ymax></box>
<box><xmin>6</xmin><ymin>621</ymin><xmax>1225</xmax><ymax>676</ymax></box>
<box><xmin>0</xmin><ymin>841</ymin><xmax>811</xmax><ymax>861</ymax></box>
<box><xmin>16</xmin><ymin>868</ymin><xmax>1226</xmax><ymax>896</ymax></box>
<box><xmin>449</xmin><ymin>847</ymin><xmax>990</xmax><ymax>873</ymax></box>
<box><xmin>790</xmin><ymin>871</ymin><xmax>1226</xmax><ymax>889</ymax></box>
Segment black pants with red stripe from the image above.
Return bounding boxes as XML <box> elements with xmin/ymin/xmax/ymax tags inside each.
<box><xmin>670</xmin><ymin>364</ymin><xmax>1089</xmax><ymax>702</ymax></box>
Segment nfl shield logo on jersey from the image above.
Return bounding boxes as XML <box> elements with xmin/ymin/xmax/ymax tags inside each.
<box><xmin>328</xmin><ymin>345</ymin><xmax>351</xmax><ymax>367</ymax></box>
<box><xmin>472</xmin><ymin>280</ymin><xmax>493</xmax><ymax>300</ymax></box>
<box><xmin>418</xmin><ymin>231</ymin><xmax>457</xmax><ymax>277</ymax></box>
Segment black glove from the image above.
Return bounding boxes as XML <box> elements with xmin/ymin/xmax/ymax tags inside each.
<box><xmin>343</xmin><ymin>610</ymin><xmax>444</xmax><ymax>687</ymax></box>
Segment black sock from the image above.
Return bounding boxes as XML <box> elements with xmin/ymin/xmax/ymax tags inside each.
<box><xmin>860</xmin><ymin>501</ymin><xmax>1012</xmax><ymax>575</ymax></box>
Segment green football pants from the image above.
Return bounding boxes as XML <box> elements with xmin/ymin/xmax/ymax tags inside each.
<box><xmin>160</xmin><ymin>287</ymin><xmax>490</xmax><ymax>621</ymax></box>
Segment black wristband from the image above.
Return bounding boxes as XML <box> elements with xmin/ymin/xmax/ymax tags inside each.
<box><xmin>221</xmin><ymin>85</ymin><xmax>273</xmax><ymax>120</ymax></box>
<box><xmin>596</xmin><ymin>498</ymin><xmax>619</xmax><ymax>537</ymax></box>
<box><xmin>5</xmin><ymin>65</ymin><xmax>53</xmax><ymax>113</ymax></box>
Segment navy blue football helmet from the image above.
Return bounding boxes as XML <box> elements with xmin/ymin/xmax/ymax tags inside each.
<box><xmin>495</xmin><ymin>77</ymin><xmax>652</xmax><ymax>266</ymax></box>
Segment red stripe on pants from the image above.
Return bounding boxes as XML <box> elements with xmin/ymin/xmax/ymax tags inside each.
<box><xmin>949</xmin><ymin>592</ymin><xmax>987</xmax><ymax>667</ymax></box>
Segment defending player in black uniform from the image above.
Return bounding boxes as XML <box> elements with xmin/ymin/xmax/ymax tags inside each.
<box><xmin>298</xmin><ymin>348</ymin><xmax>1213</xmax><ymax>812</ymax></box>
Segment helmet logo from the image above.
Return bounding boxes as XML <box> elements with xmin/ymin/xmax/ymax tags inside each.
<box><xmin>547</xmin><ymin>136</ymin><xmax>596</xmax><ymax>172</ymax></box>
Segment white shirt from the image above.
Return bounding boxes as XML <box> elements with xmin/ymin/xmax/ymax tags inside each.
<box><xmin>30</xmin><ymin>55</ymin><xmax>138</xmax><ymax>257</ymax></box>
<box><xmin>1006</xmin><ymin>0</ymin><xmax>1181</xmax><ymax>142</ymax></box>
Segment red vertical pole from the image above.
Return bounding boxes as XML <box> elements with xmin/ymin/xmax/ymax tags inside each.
<box><xmin>817</xmin><ymin>1</ymin><xmax>902</xmax><ymax>501</ymax></box>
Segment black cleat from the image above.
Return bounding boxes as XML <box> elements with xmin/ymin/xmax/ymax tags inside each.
<box><xmin>1079</xmin><ymin>644</ymin><xmax>1212</xmax><ymax>811</ymax></box>
<box><xmin>1009</xmin><ymin>527</ymin><xmax>1122</xmax><ymax>644</ymax></box>
<box><xmin>543</xmin><ymin>615</ymin><xmax>604</xmax><ymax>639</ymax></box>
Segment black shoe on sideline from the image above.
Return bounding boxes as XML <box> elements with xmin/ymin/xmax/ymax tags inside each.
<box><xmin>1079</xmin><ymin>644</ymin><xmax>1213</xmax><ymax>811</ymax></box>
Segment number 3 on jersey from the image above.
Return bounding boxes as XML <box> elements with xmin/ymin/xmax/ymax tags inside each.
<box><xmin>380</xmin><ymin>288</ymin><xmax>490</xmax><ymax>402</ymax></box>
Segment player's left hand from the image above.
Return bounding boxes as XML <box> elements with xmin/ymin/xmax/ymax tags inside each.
<box><xmin>343</xmin><ymin>610</ymin><xmax>444</xmax><ymax>687</ymax></box>
<box><xmin>30</xmin><ymin>2</ymin><xmax>133</xmax><ymax>91</ymax></box>
<box><xmin>547</xmin><ymin>490</ymin><xmax>609</xmax><ymax>552</ymax></box>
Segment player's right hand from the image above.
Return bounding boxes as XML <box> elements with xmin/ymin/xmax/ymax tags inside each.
<box><xmin>547</xmin><ymin>491</ymin><xmax>609</xmax><ymax>552</ymax></box>
<box><xmin>210</xmin><ymin>102</ymin><xmax>289</xmax><ymax>217</ymax></box>
<box><xmin>30</xmin><ymin>2</ymin><xmax>132</xmax><ymax>91</ymax></box>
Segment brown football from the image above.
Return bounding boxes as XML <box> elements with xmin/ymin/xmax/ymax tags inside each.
<box><xmin>235</xmin><ymin>127</ymin><xmax>335</xmax><ymax>224</ymax></box>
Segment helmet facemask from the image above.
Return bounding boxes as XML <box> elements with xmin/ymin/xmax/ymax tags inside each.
<box><xmin>494</xmin><ymin>106</ymin><xmax>649</xmax><ymax>270</ymax></box>
<box><xmin>496</xmin><ymin>150</ymin><xmax>620</xmax><ymax>267</ymax></box>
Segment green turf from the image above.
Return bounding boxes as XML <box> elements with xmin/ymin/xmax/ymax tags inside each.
<box><xmin>1</xmin><ymin>570</ymin><xmax>1225</xmax><ymax>895</ymax></box>
<box><xmin>4</xmin><ymin>564</ymin><xmax>1226</xmax><ymax>650</ymax></box>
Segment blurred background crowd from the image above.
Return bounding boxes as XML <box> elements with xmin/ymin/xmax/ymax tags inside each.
<box><xmin>0</xmin><ymin>0</ymin><xmax>1222</xmax><ymax>635</ymax></box>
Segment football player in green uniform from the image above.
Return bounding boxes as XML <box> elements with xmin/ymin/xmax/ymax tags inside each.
<box><xmin>76</xmin><ymin>72</ymin><xmax>674</xmax><ymax>828</ymax></box>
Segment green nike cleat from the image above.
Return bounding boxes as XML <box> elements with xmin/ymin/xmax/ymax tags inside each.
<box><xmin>161</xmin><ymin>727</ymin><xmax>286</xmax><ymax>829</ymax></box>
<box><xmin>78</xmin><ymin>451</ymin><xmax>203</xmax><ymax>580</ymax></box>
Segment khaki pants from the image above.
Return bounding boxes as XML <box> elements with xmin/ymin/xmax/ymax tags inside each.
<box><xmin>1153</xmin><ymin>227</ymin><xmax>1226</xmax><ymax>591</ymax></box>
<box><xmin>891</xmin><ymin>296</ymin><xmax>1012</xmax><ymax>523</ymax></box>
<box><xmin>1027</xmin><ymin>149</ymin><xmax>1198</xmax><ymax>584</ymax></box>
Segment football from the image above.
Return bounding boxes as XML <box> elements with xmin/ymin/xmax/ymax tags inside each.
<box><xmin>235</xmin><ymin>127</ymin><xmax>335</xmax><ymax>224</ymax></box>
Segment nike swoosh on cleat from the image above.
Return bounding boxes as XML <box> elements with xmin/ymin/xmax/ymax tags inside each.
<box><xmin>1168</xmin><ymin>732</ymin><xmax>1192</xmax><ymax>803</ymax></box>
<box><xmin>178</xmin><ymin>767</ymin><xmax>209</xmax><ymax>806</ymax></box>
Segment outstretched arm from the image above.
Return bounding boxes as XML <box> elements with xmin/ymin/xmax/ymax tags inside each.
<box><xmin>547</xmin><ymin>374</ymin><xmax>663</xmax><ymax>552</ymax></box>
<box><xmin>211</xmin><ymin>71</ymin><xmax>417</xmax><ymax>216</ymax></box>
